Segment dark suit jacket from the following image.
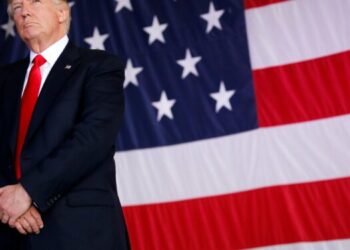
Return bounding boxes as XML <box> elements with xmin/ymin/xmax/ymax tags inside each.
<box><xmin>0</xmin><ymin>43</ymin><xmax>130</xmax><ymax>250</ymax></box>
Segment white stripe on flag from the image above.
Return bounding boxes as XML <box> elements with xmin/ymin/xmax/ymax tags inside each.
<box><xmin>251</xmin><ymin>239</ymin><xmax>350</xmax><ymax>250</ymax></box>
<box><xmin>116</xmin><ymin>115</ymin><xmax>350</xmax><ymax>206</ymax></box>
<box><xmin>245</xmin><ymin>0</ymin><xmax>350</xmax><ymax>69</ymax></box>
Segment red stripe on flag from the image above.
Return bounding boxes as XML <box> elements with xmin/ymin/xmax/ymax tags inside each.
<box><xmin>123</xmin><ymin>177</ymin><xmax>350</xmax><ymax>250</ymax></box>
<box><xmin>244</xmin><ymin>0</ymin><xmax>289</xmax><ymax>9</ymax></box>
<box><xmin>254</xmin><ymin>50</ymin><xmax>350</xmax><ymax>127</ymax></box>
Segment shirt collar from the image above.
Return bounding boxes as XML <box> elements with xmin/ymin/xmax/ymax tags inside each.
<box><xmin>29</xmin><ymin>35</ymin><xmax>69</xmax><ymax>66</ymax></box>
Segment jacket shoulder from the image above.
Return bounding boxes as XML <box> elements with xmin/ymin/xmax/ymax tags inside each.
<box><xmin>76</xmin><ymin>47</ymin><xmax>125</xmax><ymax>69</ymax></box>
<box><xmin>1</xmin><ymin>58</ymin><xmax>28</xmax><ymax>72</ymax></box>
<box><xmin>0</xmin><ymin>58</ymin><xmax>28</xmax><ymax>86</ymax></box>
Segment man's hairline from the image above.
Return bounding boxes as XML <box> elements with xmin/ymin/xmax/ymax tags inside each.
<box><xmin>7</xmin><ymin>0</ymin><xmax>69</xmax><ymax>5</ymax></box>
<box><xmin>7</xmin><ymin>0</ymin><xmax>70</xmax><ymax>15</ymax></box>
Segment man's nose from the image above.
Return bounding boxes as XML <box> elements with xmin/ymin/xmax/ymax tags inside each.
<box><xmin>20</xmin><ymin>2</ymin><xmax>31</xmax><ymax>17</ymax></box>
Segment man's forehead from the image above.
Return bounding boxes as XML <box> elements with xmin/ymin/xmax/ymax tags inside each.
<box><xmin>9</xmin><ymin>0</ymin><xmax>68</xmax><ymax>4</ymax></box>
<box><xmin>9</xmin><ymin>0</ymin><xmax>24</xmax><ymax>4</ymax></box>
<box><xmin>10</xmin><ymin>0</ymin><xmax>32</xmax><ymax>4</ymax></box>
<box><xmin>9</xmin><ymin>0</ymin><xmax>23</xmax><ymax>6</ymax></box>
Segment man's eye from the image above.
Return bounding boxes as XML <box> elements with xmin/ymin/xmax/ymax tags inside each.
<box><xmin>13</xmin><ymin>5</ymin><xmax>22</xmax><ymax>11</ymax></box>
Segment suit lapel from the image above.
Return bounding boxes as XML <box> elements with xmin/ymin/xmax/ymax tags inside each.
<box><xmin>9</xmin><ymin>59</ymin><xmax>30</xmax><ymax>155</ymax></box>
<box><xmin>24</xmin><ymin>42</ymin><xmax>81</xmax><ymax>146</ymax></box>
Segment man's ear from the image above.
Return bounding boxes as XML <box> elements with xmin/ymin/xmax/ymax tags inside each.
<box><xmin>57</xmin><ymin>5</ymin><xmax>68</xmax><ymax>24</ymax></box>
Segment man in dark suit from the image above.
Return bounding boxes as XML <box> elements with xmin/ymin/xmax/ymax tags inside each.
<box><xmin>0</xmin><ymin>0</ymin><xmax>130</xmax><ymax>249</ymax></box>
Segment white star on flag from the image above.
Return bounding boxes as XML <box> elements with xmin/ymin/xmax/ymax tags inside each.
<box><xmin>124</xmin><ymin>59</ymin><xmax>144</xmax><ymax>88</ymax></box>
<box><xmin>1</xmin><ymin>18</ymin><xmax>15</xmax><ymax>39</ymax></box>
<box><xmin>210</xmin><ymin>81</ymin><xmax>235</xmax><ymax>112</ymax></box>
<box><xmin>115</xmin><ymin>0</ymin><xmax>133</xmax><ymax>12</ymax></box>
<box><xmin>200</xmin><ymin>2</ymin><xmax>225</xmax><ymax>33</ymax></box>
<box><xmin>152</xmin><ymin>91</ymin><xmax>176</xmax><ymax>121</ymax></box>
<box><xmin>84</xmin><ymin>27</ymin><xmax>109</xmax><ymax>50</ymax></box>
<box><xmin>68</xmin><ymin>1</ymin><xmax>75</xmax><ymax>8</ymax></box>
<box><xmin>177</xmin><ymin>49</ymin><xmax>202</xmax><ymax>79</ymax></box>
<box><xmin>143</xmin><ymin>16</ymin><xmax>168</xmax><ymax>45</ymax></box>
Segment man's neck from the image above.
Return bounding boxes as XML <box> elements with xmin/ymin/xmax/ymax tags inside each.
<box><xmin>26</xmin><ymin>33</ymin><xmax>67</xmax><ymax>54</ymax></box>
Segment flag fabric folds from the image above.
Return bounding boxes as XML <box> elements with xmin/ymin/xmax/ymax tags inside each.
<box><xmin>1</xmin><ymin>0</ymin><xmax>350</xmax><ymax>249</ymax></box>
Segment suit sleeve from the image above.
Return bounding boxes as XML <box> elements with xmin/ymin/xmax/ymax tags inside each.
<box><xmin>20</xmin><ymin>55</ymin><xmax>125</xmax><ymax>212</ymax></box>
<box><xmin>0</xmin><ymin>65</ymin><xmax>9</xmax><ymax>187</ymax></box>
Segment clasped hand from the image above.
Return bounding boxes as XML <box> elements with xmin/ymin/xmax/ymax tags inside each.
<box><xmin>0</xmin><ymin>184</ymin><xmax>44</xmax><ymax>234</ymax></box>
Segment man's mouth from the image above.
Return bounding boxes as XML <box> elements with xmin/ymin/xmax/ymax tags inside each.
<box><xmin>23</xmin><ymin>22</ymin><xmax>36</xmax><ymax>28</ymax></box>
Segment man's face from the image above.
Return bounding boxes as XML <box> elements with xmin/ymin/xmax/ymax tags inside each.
<box><xmin>10</xmin><ymin>0</ymin><xmax>64</xmax><ymax>44</ymax></box>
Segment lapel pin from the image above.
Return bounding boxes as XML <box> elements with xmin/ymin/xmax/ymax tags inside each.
<box><xmin>64</xmin><ymin>65</ymin><xmax>72</xmax><ymax>70</ymax></box>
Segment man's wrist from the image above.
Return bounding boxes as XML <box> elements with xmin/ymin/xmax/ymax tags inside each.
<box><xmin>17</xmin><ymin>183</ymin><xmax>32</xmax><ymax>205</ymax></box>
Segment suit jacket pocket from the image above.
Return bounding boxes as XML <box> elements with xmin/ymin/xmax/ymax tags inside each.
<box><xmin>66</xmin><ymin>189</ymin><xmax>116</xmax><ymax>207</ymax></box>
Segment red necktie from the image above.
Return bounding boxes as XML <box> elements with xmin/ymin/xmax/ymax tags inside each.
<box><xmin>15</xmin><ymin>55</ymin><xmax>46</xmax><ymax>180</ymax></box>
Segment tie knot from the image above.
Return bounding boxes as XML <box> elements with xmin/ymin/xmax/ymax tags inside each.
<box><xmin>33</xmin><ymin>55</ymin><xmax>46</xmax><ymax>67</ymax></box>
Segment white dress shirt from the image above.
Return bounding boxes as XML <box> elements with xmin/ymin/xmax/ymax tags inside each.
<box><xmin>21</xmin><ymin>35</ymin><xmax>69</xmax><ymax>96</ymax></box>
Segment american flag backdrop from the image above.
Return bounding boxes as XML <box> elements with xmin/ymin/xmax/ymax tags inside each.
<box><xmin>1</xmin><ymin>0</ymin><xmax>350</xmax><ymax>249</ymax></box>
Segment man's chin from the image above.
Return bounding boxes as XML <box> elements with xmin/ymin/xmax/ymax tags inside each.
<box><xmin>22</xmin><ymin>33</ymin><xmax>40</xmax><ymax>43</ymax></box>
<box><xmin>21</xmin><ymin>27</ymin><xmax>40</xmax><ymax>38</ymax></box>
